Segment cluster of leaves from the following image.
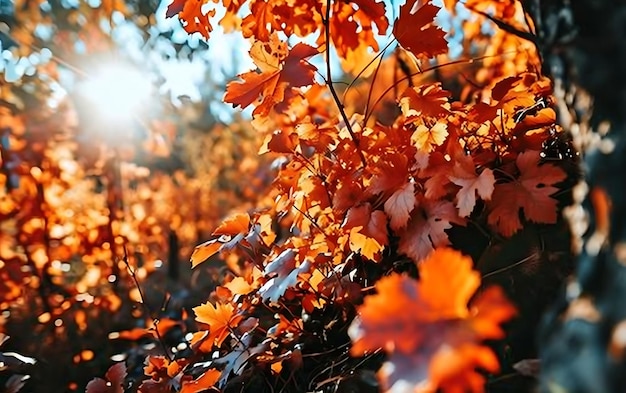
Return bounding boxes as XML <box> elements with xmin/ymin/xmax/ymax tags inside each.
<box><xmin>0</xmin><ymin>87</ymin><xmax>270</xmax><ymax>390</ymax></box>
<box><xmin>86</xmin><ymin>0</ymin><xmax>574</xmax><ymax>392</ymax></box>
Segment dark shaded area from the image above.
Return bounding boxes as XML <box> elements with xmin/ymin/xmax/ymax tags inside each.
<box><xmin>521</xmin><ymin>1</ymin><xmax>626</xmax><ymax>392</ymax></box>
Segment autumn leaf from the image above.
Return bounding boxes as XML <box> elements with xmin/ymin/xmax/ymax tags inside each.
<box><xmin>180</xmin><ymin>369</ymin><xmax>221</xmax><ymax>393</ymax></box>
<box><xmin>342</xmin><ymin>203</ymin><xmax>388</xmax><ymax>260</ymax></box>
<box><xmin>398</xmin><ymin>200</ymin><xmax>465</xmax><ymax>263</ymax></box>
<box><xmin>448</xmin><ymin>154</ymin><xmax>495</xmax><ymax>217</ymax></box>
<box><xmin>393</xmin><ymin>0</ymin><xmax>448</xmax><ymax>59</ymax></box>
<box><xmin>411</xmin><ymin>121</ymin><xmax>448</xmax><ymax>152</ymax></box>
<box><xmin>213</xmin><ymin>213</ymin><xmax>250</xmax><ymax>236</ymax></box>
<box><xmin>259</xmin><ymin>249</ymin><xmax>312</xmax><ymax>302</ymax></box>
<box><xmin>384</xmin><ymin>181</ymin><xmax>416</xmax><ymax>230</ymax></box>
<box><xmin>349</xmin><ymin>248</ymin><xmax>515</xmax><ymax>393</ymax></box>
<box><xmin>224</xmin><ymin>35</ymin><xmax>319</xmax><ymax>116</ymax></box>
<box><xmin>189</xmin><ymin>213</ymin><xmax>252</xmax><ymax>267</ymax></box>
<box><xmin>168</xmin><ymin>0</ymin><xmax>217</xmax><ymax>40</ymax></box>
<box><xmin>86</xmin><ymin>362</ymin><xmax>126</xmax><ymax>393</ymax></box>
<box><xmin>190</xmin><ymin>239</ymin><xmax>222</xmax><ymax>268</ymax></box>
<box><xmin>193</xmin><ymin>302</ymin><xmax>243</xmax><ymax>348</ymax></box>
<box><xmin>400</xmin><ymin>83</ymin><xmax>451</xmax><ymax>119</ymax></box>
<box><xmin>488</xmin><ymin>151</ymin><xmax>567</xmax><ymax>236</ymax></box>
<box><xmin>165</xmin><ymin>0</ymin><xmax>185</xmax><ymax>17</ymax></box>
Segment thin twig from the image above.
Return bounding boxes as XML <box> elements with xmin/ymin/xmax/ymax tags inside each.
<box><xmin>483</xmin><ymin>253</ymin><xmax>538</xmax><ymax>279</ymax></box>
<box><xmin>322</xmin><ymin>0</ymin><xmax>367</xmax><ymax>168</ymax></box>
<box><xmin>122</xmin><ymin>244</ymin><xmax>173</xmax><ymax>361</ymax></box>
<box><xmin>363</xmin><ymin>51</ymin><xmax>518</xmax><ymax>125</ymax></box>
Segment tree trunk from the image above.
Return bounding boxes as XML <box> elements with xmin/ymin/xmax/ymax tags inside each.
<box><xmin>522</xmin><ymin>1</ymin><xmax>626</xmax><ymax>391</ymax></box>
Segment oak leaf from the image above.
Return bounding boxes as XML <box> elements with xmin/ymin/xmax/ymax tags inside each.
<box><xmin>393</xmin><ymin>0</ymin><xmax>448</xmax><ymax>59</ymax></box>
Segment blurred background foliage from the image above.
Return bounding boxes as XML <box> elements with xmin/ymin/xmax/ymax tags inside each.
<box><xmin>0</xmin><ymin>1</ymin><xmax>274</xmax><ymax>391</ymax></box>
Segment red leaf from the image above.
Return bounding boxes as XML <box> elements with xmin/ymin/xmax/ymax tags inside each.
<box><xmin>448</xmin><ymin>154</ymin><xmax>495</xmax><ymax>217</ymax></box>
<box><xmin>177</xmin><ymin>0</ymin><xmax>216</xmax><ymax>40</ymax></box>
<box><xmin>384</xmin><ymin>181</ymin><xmax>416</xmax><ymax>230</ymax></box>
<box><xmin>165</xmin><ymin>0</ymin><xmax>185</xmax><ymax>18</ymax></box>
<box><xmin>224</xmin><ymin>36</ymin><xmax>318</xmax><ymax>116</ymax></box>
<box><xmin>398</xmin><ymin>200</ymin><xmax>465</xmax><ymax>263</ymax></box>
<box><xmin>393</xmin><ymin>0</ymin><xmax>448</xmax><ymax>59</ymax></box>
<box><xmin>86</xmin><ymin>363</ymin><xmax>126</xmax><ymax>393</ymax></box>
<box><xmin>488</xmin><ymin>151</ymin><xmax>567</xmax><ymax>236</ymax></box>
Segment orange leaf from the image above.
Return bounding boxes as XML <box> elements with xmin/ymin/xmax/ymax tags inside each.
<box><xmin>180</xmin><ymin>368</ymin><xmax>221</xmax><ymax>393</ymax></box>
<box><xmin>350</xmin><ymin>248</ymin><xmax>480</xmax><ymax>355</ymax></box>
<box><xmin>213</xmin><ymin>213</ymin><xmax>250</xmax><ymax>236</ymax></box>
<box><xmin>488</xmin><ymin>151</ymin><xmax>567</xmax><ymax>236</ymax></box>
<box><xmin>190</xmin><ymin>239</ymin><xmax>222</xmax><ymax>268</ymax></box>
<box><xmin>193</xmin><ymin>302</ymin><xmax>243</xmax><ymax>348</ymax></box>
<box><xmin>383</xmin><ymin>181</ymin><xmax>416</xmax><ymax>230</ymax></box>
<box><xmin>223</xmin><ymin>276</ymin><xmax>256</xmax><ymax>296</ymax></box>
<box><xmin>224</xmin><ymin>35</ymin><xmax>319</xmax><ymax>116</ymax></box>
<box><xmin>411</xmin><ymin>121</ymin><xmax>448</xmax><ymax>152</ymax></box>
<box><xmin>448</xmin><ymin>154</ymin><xmax>495</xmax><ymax>217</ymax></box>
<box><xmin>400</xmin><ymin>83</ymin><xmax>451</xmax><ymax>119</ymax></box>
<box><xmin>398</xmin><ymin>200</ymin><xmax>465</xmax><ymax>263</ymax></box>
<box><xmin>393</xmin><ymin>0</ymin><xmax>448</xmax><ymax>59</ymax></box>
<box><xmin>350</xmin><ymin>248</ymin><xmax>515</xmax><ymax>393</ymax></box>
<box><xmin>176</xmin><ymin>0</ymin><xmax>216</xmax><ymax>40</ymax></box>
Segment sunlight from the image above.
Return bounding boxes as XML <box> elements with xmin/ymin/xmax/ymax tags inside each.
<box><xmin>79</xmin><ymin>63</ymin><xmax>153</xmax><ymax>123</ymax></box>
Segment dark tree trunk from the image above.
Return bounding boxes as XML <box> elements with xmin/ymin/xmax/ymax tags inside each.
<box><xmin>522</xmin><ymin>1</ymin><xmax>626</xmax><ymax>392</ymax></box>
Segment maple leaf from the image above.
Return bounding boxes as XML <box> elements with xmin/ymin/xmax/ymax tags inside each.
<box><xmin>213</xmin><ymin>213</ymin><xmax>250</xmax><ymax>236</ymax></box>
<box><xmin>398</xmin><ymin>200</ymin><xmax>465</xmax><ymax>263</ymax></box>
<box><xmin>179</xmin><ymin>369</ymin><xmax>221</xmax><ymax>393</ymax></box>
<box><xmin>241</xmin><ymin>0</ymin><xmax>277</xmax><ymax>41</ymax></box>
<box><xmin>168</xmin><ymin>0</ymin><xmax>217</xmax><ymax>40</ymax></box>
<box><xmin>411</xmin><ymin>121</ymin><xmax>449</xmax><ymax>152</ymax></box>
<box><xmin>349</xmin><ymin>248</ymin><xmax>515</xmax><ymax>393</ymax></box>
<box><xmin>86</xmin><ymin>362</ymin><xmax>126</xmax><ymax>393</ymax></box>
<box><xmin>343</xmin><ymin>204</ymin><xmax>389</xmax><ymax>260</ymax></box>
<box><xmin>325</xmin><ymin>0</ymin><xmax>389</xmax><ymax>74</ymax></box>
<box><xmin>190</xmin><ymin>213</ymin><xmax>251</xmax><ymax>267</ymax></box>
<box><xmin>213</xmin><ymin>333</ymin><xmax>269</xmax><ymax>388</ymax></box>
<box><xmin>393</xmin><ymin>0</ymin><xmax>448</xmax><ymax>59</ymax></box>
<box><xmin>259</xmin><ymin>249</ymin><xmax>311</xmax><ymax>302</ymax></box>
<box><xmin>448</xmin><ymin>154</ymin><xmax>495</xmax><ymax>217</ymax></box>
<box><xmin>193</xmin><ymin>302</ymin><xmax>243</xmax><ymax>347</ymax></box>
<box><xmin>224</xmin><ymin>35</ymin><xmax>319</xmax><ymax>116</ymax></box>
<box><xmin>400</xmin><ymin>83</ymin><xmax>451</xmax><ymax>119</ymax></box>
<box><xmin>384</xmin><ymin>181</ymin><xmax>416</xmax><ymax>230</ymax></box>
<box><xmin>487</xmin><ymin>151</ymin><xmax>567</xmax><ymax>236</ymax></box>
